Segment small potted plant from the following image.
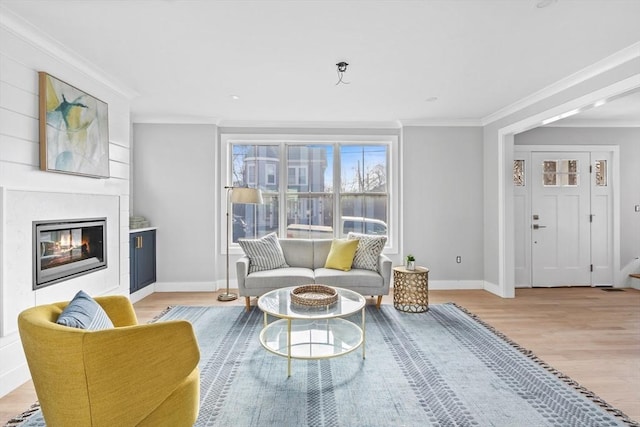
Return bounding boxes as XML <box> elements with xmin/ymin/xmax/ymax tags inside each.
<box><xmin>406</xmin><ymin>254</ymin><xmax>416</xmax><ymax>271</ymax></box>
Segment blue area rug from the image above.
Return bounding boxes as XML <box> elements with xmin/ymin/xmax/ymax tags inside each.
<box><xmin>8</xmin><ymin>303</ymin><xmax>638</xmax><ymax>427</ymax></box>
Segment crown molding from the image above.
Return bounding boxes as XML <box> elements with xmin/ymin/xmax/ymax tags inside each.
<box><xmin>545</xmin><ymin>119</ymin><xmax>640</xmax><ymax>128</ymax></box>
<box><xmin>139</xmin><ymin>117</ymin><xmax>481</xmax><ymax>129</ymax></box>
<box><xmin>132</xmin><ymin>114</ymin><xmax>218</xmax><ymax>124</ymax></box>
<box><xmin>0</xmin><ymin>5</ymin><xmax>138</xmax><ymax>100</ymax></box>
<box><xmin>216</xmin><ymin>120</ymin><xmax>402</xmax><ymax>129</ymax></box>
<box><xmin>399</xmin><ymin>119</ymin><xmax>482</xmax><ymax>127</ymax></box>
<box><xmin>482</xmin><ymin>41</ymin><xmax>640</xmax><ymax>126</ymax></box>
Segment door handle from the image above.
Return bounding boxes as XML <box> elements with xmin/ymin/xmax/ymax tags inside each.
<box><xmin>532</xmin><ymin>224</ymin><xmax>547</xmax><ymax>230</ymax></box>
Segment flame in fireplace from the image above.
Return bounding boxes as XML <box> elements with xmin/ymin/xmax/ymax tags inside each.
<box><xmin>41</xmin><ymin>229</ymin><xmax>89</xmax><ymax>268</ymax></box>
<box><xmin>58</xmin><ymin>231</ymin><xmax>71</xmax><ymax>249</ymax></box>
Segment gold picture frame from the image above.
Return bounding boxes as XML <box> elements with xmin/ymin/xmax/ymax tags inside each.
<box><xmin>39</xmin><ymin>72</ymin><xmax>110</xmax><ymax>178</ymax></box>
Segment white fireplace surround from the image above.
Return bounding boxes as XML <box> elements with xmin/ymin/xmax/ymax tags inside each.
<box><xmin>0</xmin><ymin>188</ymin><xmax>122</xmax><ymax>395</ymax></box>
<box><xmin>0</xmin><ymin>188</ymin><xmax>121</xmax><ymax>336</ymax></box>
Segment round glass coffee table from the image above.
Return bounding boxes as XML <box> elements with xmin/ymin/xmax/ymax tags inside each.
<box><xmin>257</xmin><ymin>286</ymin><xmax>366</xmax><ymax>377</ymax></box>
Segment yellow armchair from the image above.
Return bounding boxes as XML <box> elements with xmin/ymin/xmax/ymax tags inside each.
<box><xmin>18</xmin><ymin>295</ymin><xmax>200</xmax><ymax>427</ymax></box>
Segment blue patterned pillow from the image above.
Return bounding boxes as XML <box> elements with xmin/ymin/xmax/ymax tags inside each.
<box><xmin>56</xmin><ymin>290</ymin><xmax>114</xmax><ymax>330</ymax></box>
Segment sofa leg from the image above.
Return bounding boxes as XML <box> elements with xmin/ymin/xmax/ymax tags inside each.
<box><xmin>245</xmin><ymin>297</ymin><xmax>251</xmax><ymax>312</ymax></box>
<box><xmin>376</xmin><ymin>296</ymin><xmax>382</xmax><ymax>309</ymax></box>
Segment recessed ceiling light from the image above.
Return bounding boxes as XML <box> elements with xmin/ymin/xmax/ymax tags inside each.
<box><xmin>425</xmin><ymin>97</ymin><xmax>438</xmax><ymax>102</ymax></box>
<box><xmin>230</xmin><ymin>95</ymin><xmax>240</xmax><ymax>100</ymax></box>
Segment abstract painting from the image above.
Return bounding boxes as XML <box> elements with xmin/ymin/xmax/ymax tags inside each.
<box><xmin>39</xmin><ymin>72</ymin><xmax>110</xmax><ymax>178</ymax></box>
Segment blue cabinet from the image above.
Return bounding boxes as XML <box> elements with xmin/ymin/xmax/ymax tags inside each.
<box><xmin>130</xmin><ymin>229</ymin><xmax>156</xmax><ymax>293</ymax></box>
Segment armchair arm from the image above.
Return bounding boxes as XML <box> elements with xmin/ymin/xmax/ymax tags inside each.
<box><xmin>236</xmin><ymin>256</ymin><xmax>250</xmax><ymax>293</ymax></box>
<box><xmin>95</xmin><ymin>295</ymin><xmax>138</xmax><ymax>327</ymax></box>
<box><xmin>82</xmin><ymin>320</ymin><xmax>200</xmax><ymax>426</ymax></box>
<box><xmin>378</xmin><ymin>254</ymin><xmax>392</xmax><ymax>291</ymax></box>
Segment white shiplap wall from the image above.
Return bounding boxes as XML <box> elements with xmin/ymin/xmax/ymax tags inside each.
<box><xmin>0</xmin><ymin>13</ymin><xmax>132</xmax><ymax>397</ymax></box>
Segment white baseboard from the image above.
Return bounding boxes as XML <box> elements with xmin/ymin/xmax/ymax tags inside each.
<box><xmin>154</xmin><ymin>281</ymin><xmax>218</xmax><ymax>292</ymax></box>
<box><xmin>426</xmin><ymin>280</ymin><xmax>485</xmax><ymax>290</ymax></box>
<box><xmin>619</xmin><ymin>258</ymin><xmax>640</xmax><ymax>289</ymax></box>
<box><xmin>0</xmin><ymin>339</ymin><xmax>30</xmax><ymax>399</ymax></box>
<box><xmin>153</xmin><ymin>280</ymin><xmax>518</xmax><ymax>296</ymax></box>
<box><xmin>157</xmin><ymin>280</ymin><xmax>490</xmax><ymax>293</ymax></box>
<box><xmin>129</xmin><ymin>284</ymin><xmax>155</xmax><ymax>303</ymax></box>
<box><xmin>483</xmin><ymin>280</ymin><xmax>503</xmax><ymax>297</ymax></box>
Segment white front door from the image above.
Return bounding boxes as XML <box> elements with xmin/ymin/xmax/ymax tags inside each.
<box><xmin>531</xmin><ymin>152</ymin><xmax>591</xmax><ymax>286</ymax></box>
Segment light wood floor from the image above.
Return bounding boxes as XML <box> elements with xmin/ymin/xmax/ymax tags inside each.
<box><xmin>1</xmin><ymin>287</ymin><xmax>639</xmax><ymax>424</ymax></box>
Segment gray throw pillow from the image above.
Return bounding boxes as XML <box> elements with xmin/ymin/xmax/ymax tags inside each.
<box><xmin>238</xmin><ymin>232</ymin><xmax>289</xmax><ymax>274</ymax></box>
<box><xmin>56</xmin><ymin>290</ymin><xmax>114</xmax><ymax>330</ymax></box>
<box><xmin>347</xmin><ymin>232</ymin><xmax>387</xmax><ymax>272</ymax></box>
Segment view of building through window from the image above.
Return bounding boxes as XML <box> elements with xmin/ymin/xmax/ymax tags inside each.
<box><xmin>230</xmin><ymin>143</ymin><xmax>388</xmax><ymax>242</ymax></box>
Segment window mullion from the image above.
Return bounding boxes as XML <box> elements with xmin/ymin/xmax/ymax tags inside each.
<box><xmin>280</xmin><ymin>141</ymin><xmax>287</xmax><ymax>238</ymax></box>
<box><xmin>333</xmin><ymin>143</ymin><xmax>341</xmax><ymax>238</ymax></box>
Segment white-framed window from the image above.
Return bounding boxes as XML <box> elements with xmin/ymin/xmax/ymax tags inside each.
<box><xmin>221</xmin><ymin>133</ymin><xmax>399</xmax><ymax>253</ymax></box>
<box><xmin>247</xmin><ymin>164</ymin><xmax>256</xmax><ymax>185</ymax></box>
<box><xmin>266</xmin><ymin>164</ymin><xmax>276</xmax><ymax>185</ymax></box>
<box><xmin>543</xmin><ymin>159</ymin><xmax>580</xmax><ymax>187</ymax></box>
<box><xmin>513</xmin><ymin>160</ymin><xmax>525</xmax><ymax>186</ymax></box>
<box><xmin>287</xmin><ymin>166</ymin><xmax>308</xmax><ymax>186</ymax></box>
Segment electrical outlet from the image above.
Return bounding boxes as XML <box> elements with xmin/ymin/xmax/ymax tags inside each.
<box><xmin>635</xmin><ymin>205</ymin><xmax>640</xmax><ymax>212</ymax></box>
<box><xmin>456</xmin><ymin>256</ymin><xmax>462</xmax><ymax>263</ymax></box>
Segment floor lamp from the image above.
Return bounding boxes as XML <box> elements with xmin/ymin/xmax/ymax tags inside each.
<box><xmin>219</xmin><ymin>186</ymin><xmax>263</xmax><ymax>302</ymax></box>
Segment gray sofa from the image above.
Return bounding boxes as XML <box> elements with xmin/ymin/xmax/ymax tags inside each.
<box><xmin>237</xmin><ymin>238</ymin><xmax>392</xmax><ymax>311</ymax></box>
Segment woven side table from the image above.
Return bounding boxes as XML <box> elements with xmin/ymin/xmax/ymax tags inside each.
<box><xmin>393</xmin><ymin>266</ymin><xmax>429</xmax><ymax>313</ymax></box>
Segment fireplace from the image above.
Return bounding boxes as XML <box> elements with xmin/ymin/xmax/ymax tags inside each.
<box><xmin>33</xmin><ymin>218</ymin><xmax>107</xmax><ymax>289</ymax></box>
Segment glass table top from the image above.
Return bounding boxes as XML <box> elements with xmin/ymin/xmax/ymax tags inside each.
<box><xmin>258</xmin><ymin>286</ymin><xmax>365</xmax><ymax>319</ymax></box>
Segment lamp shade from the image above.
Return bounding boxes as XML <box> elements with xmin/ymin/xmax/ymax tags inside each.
<box><xmin>230</xmin><ymin>187</ymin><xmax>263</xmax><ymax>204</ymax></box>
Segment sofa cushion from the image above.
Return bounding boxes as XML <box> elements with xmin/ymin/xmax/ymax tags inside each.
<box><xmin>315</xmin><ymin>268</ymin><xmax>384</xmax><ymax>289</ymax></box>
<box><xmin>238</xmin><ymin>232</ymin><xmax>289</xmax><ymax>273</ymax></box>
<box><xmin>56</xmin><ymin>290</ymin><xmax>114</xmax><ymax>330</ymax></box>
<box><xmin>244</xmin><ymin>267</ymin><xmax>315</xmax><ymax>289</ymax></box>
<box><xmin>348</xmin><ymin>232</ymin><xmax>387</xmax><ymax>272</ymax></box>
<box><xmin>280</xmin><ymin>239</ymin><xmax>315</xmax><ymax>268</ymax></box>
<box><xmin>324</xmin><ymin>239</ymin><xmax>359</xmax><ymax>271</ymax></box>
<box><xmin>312</xmin><ymin>240</ymin><xmax>332</xmax><ymax>269</ymax></box>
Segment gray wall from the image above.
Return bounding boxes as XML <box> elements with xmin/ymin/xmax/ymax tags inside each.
<box><xmin>132</xmin><ymin>124</ymin><xmax>218</xmax><ymax>286</ymax></box>
<box><xmin>402</xmin><ymin>126</ymin><xmax>484</xmax><ymax>281</ymax></box>
<box><xmin>515</xmin><ymin>127</ymin><xmax>640</xmax><ymax>267</ymax></box>
<box><xmin>131</xmin><ymin>123</ymin><xmax>635</xmax><ymax>289</ymax></box>
<box><xmin>131</xmin><ymin>124</ymin><xmax>485</xmax><ymax>288</ymax></box>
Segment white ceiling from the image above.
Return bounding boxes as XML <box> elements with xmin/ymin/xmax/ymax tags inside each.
<box><xmin>2</xmin><ymin>0</ymin><xmax>639</xmax><ymax>125</ymax></box>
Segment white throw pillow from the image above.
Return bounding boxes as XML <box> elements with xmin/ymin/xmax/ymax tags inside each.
<box><xmin>238</xmin><ymin>232</ymin><xmax>289</xmax><ymax>273</ymax></box>
<box><xmin>347</xmin><ymin>232</ymin><xmax>387</xmax><ymax>272</ymax></box>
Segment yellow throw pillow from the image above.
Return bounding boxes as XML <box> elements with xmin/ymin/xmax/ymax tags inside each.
<box><xmin>324</xmin><ymin>239</ymin><xmax>359</xmax><ymax>271</ymax></box>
